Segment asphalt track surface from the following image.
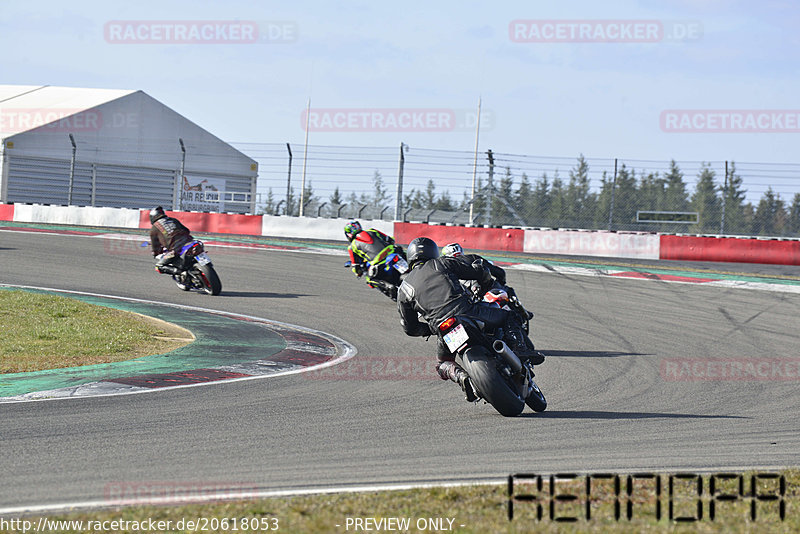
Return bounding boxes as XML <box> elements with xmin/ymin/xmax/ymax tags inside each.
<box><xmin>1</xmin><ymin>229</ymin><xmax>800</xmax><ymax>510</ymax></box>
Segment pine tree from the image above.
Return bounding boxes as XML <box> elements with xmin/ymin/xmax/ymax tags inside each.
<box><xmin>721</xmin><ymin>162</ymin><xmax>749</xmax><ymax>235</ymax></box>
<box><xmin>329</xmin><ymin>187</ymin><xmax>344</xmax><ymax>217</ymax></box>
<box><xmin>435</xmin><ymin>190</ymin><xmax>456</xmax><ymax>211</ymax></box>
<box><xmin>594</xmin><ymin>170</ymin><xmax>613</xmax><ymax>228</ymax></box>
<box><xmin>515</xmin><ymin>172</ymin><xmax>534</xmax><ymax>225</ymax></box>
<box><xmin>470</xmin><ymin>177</ymin><xmax>486</xmax><ymax>223</ymax></box>
<box><xmin>261</xmin><ymin>188</ymin><xmax>275</xmax><ymax>215</ymax></box>
<box><xmin>370</xmin><ymin>170</ymin><xmax>391</xmax><ymax>212</ymax></box>
<box><xmin>345</xmin><ymin>191</ymin><xmax>360</xmax><ymax>219</ymax></box>
<box><xmin>565</xmin><ymin>154</ymin><xmax>595</xmax><ymax>227</ymax></box>
<box><xmin>301</xmin><ymin>181</ymin><xmax>319</xmax><ymax>216</ymax></box>
<box><xmin>611</xmin><ymin>164</ymin><xmax>638</xmax><ymax>229</ymax></box>
<box><xmin>788</xmin><ymin>193</ymin><xmax>800</xmax><ymax>236</ymax></box>
<box><xmin>423</xmin><ymin>179</ymin><xmax>437</xmax><ymax>209</ymax></box>
<box><xmin>690</xmin><ymin>163</ymin><xmax>720</xmax><ymax>233</ymax></box>
<box><xmin>286</xmin><ymin>186</ymin><xmax>296</xmax><ymax>216</ymax></box>
<box><xmin>546</xmin><ymin>171</ymin><xmax>565</xmax><ymax>226</ymax></box>
<box><xmin>663</xmin><ymin>160</ymin><xmax>690</xmax><ymax>212</ymax></box>
<box><xmin>531</xmin><ymin>172</ymin><xmax>550</xmax><ymax>226</ymax></box>
<box><xmin>491</xmin><ymin>167</ymin><xmax>515</xmax><ymax>225</ymax></box>
<box><xmin>753</xmin><ymin>188</ymin><xmax>787</xmax><ymax>236</ymax></box>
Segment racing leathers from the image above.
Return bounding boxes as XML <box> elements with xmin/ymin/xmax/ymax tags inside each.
<box><xmin>348</xmin><ymin>228</ymin><xmax>404</xmax><ymax>300</ymax></box>
<box><xmin>397</xmin><ymin>255</ymin><xmax>509</xmax><ymax>373</ymax></box>
<box><xmin>150</xmin><ymin>216</ymin><xmax>193</xmax><ymax>275</ymax></box>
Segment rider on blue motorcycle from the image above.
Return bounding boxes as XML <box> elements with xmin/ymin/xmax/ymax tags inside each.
<box><xmin>345</xmin><ymin>220</ymin><xmax>405</xmax><ymax>301</ymax></box>
<box><xmin>149</xmin><ymin>206</ymin><xmax>193</xmax><ymax>277</ymax></box>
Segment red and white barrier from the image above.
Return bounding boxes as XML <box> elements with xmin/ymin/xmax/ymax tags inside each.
<box><xmin>0</xmin><ymin>204</ymin><xmax>13</xmax><ymax>221</ymax></box>
<box><xmin>260</xmin><ymin>215</ymin><xmax>394</xmax><ymax>242</ymax></box>
<box><xmin>394</xmin><ymin>223</ymin><xmax>525</xmax><ymax>253</ymax></box>
<box><xmin>660</xmin><ymin>234</ymin><xmax>800</xmax><ymax>266</ymax></box>
<box><xmin>3</xmin><ymin>203</ymin><xmax>799</xmax><ymax>266</ymax></box>
<box><xmin>137</xmin><ymin>210</ymin><xmax>262</xmax><ymax>235</ymax></box>
<box><xmin>13</xmin><ymin>204</ymin><xmax>140</xmax><ymax>228</ymax></box>
<box><xmin>523</xmin><ymin>229</ymin><xmax>659</xmax><ymax>259</ymax></box>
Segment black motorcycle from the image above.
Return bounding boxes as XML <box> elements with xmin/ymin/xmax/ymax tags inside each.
<box><xmin>156</xmin><ymin>240</ymin><xmax>222</xmax><ymax>296</ymax></box>
<box><xmin>437</xmin><ymin>288</ymin><xmax>546</xmax><ymax>416</ymax></box>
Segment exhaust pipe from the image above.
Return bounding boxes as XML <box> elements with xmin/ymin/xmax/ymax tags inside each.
<box><xmin>493</xmin><ymin>340</ymin><xmax>522</xmax><ymax>373</ymax></box>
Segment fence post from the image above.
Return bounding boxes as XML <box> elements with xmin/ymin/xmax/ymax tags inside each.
<box><xmin>286</xmin><ymin>143</ymin><xmax>293</xmax><ymax>216</ymax></box>
<box><xmin>720</xmin><ymin>160</ymin><xmax>728</xmax><ymax>235</ymax></box>
<box><xmin>178</xmin><ymin>138</ymin><xmax>186</xmax><ymax>211</ymax></box>
<box><xmin>91</xmin><ymin>163</ymin><xmax>96</xmax><ymax>207</ymax></box>
<box><xmin>67</xmin><ymin>134</ymin><xmax>76</xmax><ymax>205</ymax></box>
<box><xmin>485</xmin><ymin>149</ymin><xmax>494</xmax><ymax>226</ymax></box>
<box><xmin>608</xmin><ymin>158</ymin><xmax>618</xmax><ymax>231</ymax></box>
<box><xmin>395</xmin><ymin>142</ymin><xmax>406</xmax><ymax>221</ymax></box>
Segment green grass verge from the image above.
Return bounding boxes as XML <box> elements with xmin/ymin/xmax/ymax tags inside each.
<box><xmin>0</xmin><ymin>290</ymin><xmax>192</xmax><ymax>373</ymax></box>
<box><xmin>5</xmin><ymin>470</ymin><xmax>797</xmax><ymax>533</ymax></box>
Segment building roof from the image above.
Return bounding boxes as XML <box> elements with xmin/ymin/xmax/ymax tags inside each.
<box><xmin>0</xmin><ymin>85</ymin><xmax>137</xmax><ymax>138</ymax></box>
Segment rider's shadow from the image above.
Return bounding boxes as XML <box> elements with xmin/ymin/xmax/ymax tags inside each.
<box><xmin>220</xmin><ymin>291</ymin><xmax>312</xmax><ymax>298</ymax></box>
<box><xmin>524</xmin><ymin>411</ymin><xmax>748</xmax><ymax>420</ymax></box>
<box><xmin>540</xmin><ymin>350</ymin><xmax>652</xmax><ymax>358</ymax></box>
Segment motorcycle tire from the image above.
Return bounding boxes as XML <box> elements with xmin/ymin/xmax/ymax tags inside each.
<box><xmin>458</xmin><ymin>347</ymin><xmax>525</xmax><ymax>417</ymax></box>
<box><xmin>197</xmin><ymin>264</ymin><xmax>222</xmax><ymax>296</ymax></box>
<box><xmin>525</xmin><ymin>379</ymin><xmax>547</xmax><ymax>412</ymax></box>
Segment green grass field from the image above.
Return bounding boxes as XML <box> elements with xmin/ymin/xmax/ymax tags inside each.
<box><xmin>4</xmin><ymin>471</ymin><xmax>797</xmax><ymax>533</ymax></box>
<box><xmin>0</xmin><ymin>290</ymin><xmax>192</xmax><ymax>373</ymax></box>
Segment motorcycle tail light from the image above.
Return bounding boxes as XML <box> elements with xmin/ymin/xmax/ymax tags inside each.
<box><xmin>439</xmin><ymin>317</ymin><xmax>457</xmax><ymax>331</ymax></box>
<box><xmin>189</xmin><ymin>242</ymin><xmax>204</xmax><ymax>256</ymax></box>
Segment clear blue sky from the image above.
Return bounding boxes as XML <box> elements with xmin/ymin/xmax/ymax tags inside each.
<box><xmin>3</xmin><ymin>1</ymin><xmax>799</xmax><ymax>202</ymax></box>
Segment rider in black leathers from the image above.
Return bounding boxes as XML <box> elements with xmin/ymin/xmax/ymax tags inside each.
<box><xmin>440</xmin><ymin>242</ymin><xmax>535</xmax><ymax>323</ymax></box>
<box><xmin>397</xmin><ymin>237</ymin><xmax>510</xmax><ymax>401</ymax></box>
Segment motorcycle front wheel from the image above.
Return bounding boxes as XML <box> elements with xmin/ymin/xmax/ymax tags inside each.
<box><xmin>525</xmin><ymin>379</ymin><xmax>547</xmax><ymax>412</ymax></box>
<box><xmin>196</xmin><ymin>264</ymin><xmax>222</xmax><ymax>295</ymax></box>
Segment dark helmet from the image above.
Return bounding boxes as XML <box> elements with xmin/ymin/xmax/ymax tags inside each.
<box><xmin>149</xmin><ymin>206</ymin><xmax>166</xmax><ymax>224</ymax></box>
<box><xmin>407</xmin><ymin>237</ymin><xmax>439</xmax><ymax>266</ymax></box>
<box><xmin>344</xmin><ymin>220</ymin><xmax>362</xmax><ymax>241</ymax></box>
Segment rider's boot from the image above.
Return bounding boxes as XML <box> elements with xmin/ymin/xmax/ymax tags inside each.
<box><xmin>504</xmin><ymin>318</ymin><xmax>545</xmax><ymax>365</ymax></box>
<box><xmin>436</xmin><ymin>361</ymin><xmax>477</xmax><ymax>402</ymax></box>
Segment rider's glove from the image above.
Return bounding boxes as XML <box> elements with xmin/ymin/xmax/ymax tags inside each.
<box><xmin>352</xmin><ymin>264</ymin><xmax>365</xmax><ymax>277</ymax></box>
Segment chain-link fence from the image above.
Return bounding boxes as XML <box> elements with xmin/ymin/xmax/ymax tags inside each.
<box><xmin>239</xmin><ymin>142</ymin><xmax>800</xmax><ymax>238</ymax></box>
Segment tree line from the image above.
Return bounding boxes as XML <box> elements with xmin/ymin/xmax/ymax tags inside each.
<box><xmin>261</xmin><ymin>155</ymin><xmax>800</xmax><ymax>237</ymax></box>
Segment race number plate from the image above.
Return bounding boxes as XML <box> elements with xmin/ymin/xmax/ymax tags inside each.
<box><xmin>393</xmin><ymin>256</ymin><xmax>409</xmax><ymax>273</ymax></box>
<box><xmin>443</xmin><ymin>322</ymin><xmax>469</xmax><ymax>353</ymax></box>
<box><xmin>195</xmin><ymin>252</ymin><xmax>211</xmax><ymax>265</ymax></box>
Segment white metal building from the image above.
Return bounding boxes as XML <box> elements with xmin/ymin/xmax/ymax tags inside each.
<box><xmin>0</xmin><ymin>85</ymin><xmax>257</xmax><ymax>213</ymax></box>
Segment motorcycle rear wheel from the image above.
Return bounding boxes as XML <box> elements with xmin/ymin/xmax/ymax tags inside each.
<box><xmin>459</xmin><ymin>348</ymin><xmax>525</xmax><ymax>417</ymax></box>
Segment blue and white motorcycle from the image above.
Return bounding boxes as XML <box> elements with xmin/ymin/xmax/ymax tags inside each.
<box><xmin>156</xmin><ymin>240</ymin><xmax>222</xmax><ymax>296</ymax></box>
